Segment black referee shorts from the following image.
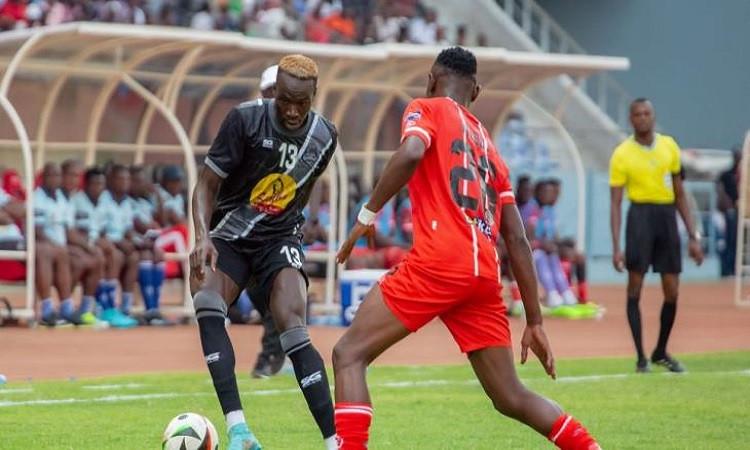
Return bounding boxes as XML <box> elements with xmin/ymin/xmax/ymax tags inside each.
<box><xmin>625</xmin><ymin>203</ymin><xmax>682</xmax><ymax>274</ymax></box>
<box><xmin>212</xmin><ymin>236</ymin><xmax>309</xmax><ymax>315</ymax></box>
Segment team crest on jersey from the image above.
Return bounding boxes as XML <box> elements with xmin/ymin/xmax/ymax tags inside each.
<box><xmin>262</xmin><ymin>138</ymin><xmax>274</xmax><ymax>149</ymax></box>
<box><xmin>405</xmin><ymin>110</ymin><xmax>421</xmax><ymax>128</ymax></box>
<box><xmin>249</xmin><ymin>173</ymin><xmax>296</xmax><ymax>215</ymax></box>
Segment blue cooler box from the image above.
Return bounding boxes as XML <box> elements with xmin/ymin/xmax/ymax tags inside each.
<box><xmin>339</xmin><ymin>269</ymin><xmax>387</xmax><ymax>326</ymax></box>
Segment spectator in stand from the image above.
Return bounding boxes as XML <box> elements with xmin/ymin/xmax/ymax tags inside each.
<box><xmin>305</xmin><ymin>1</ymin><xmax>332</xmax><ymax>43</ymax></box>
<box><xmin>72</xmin><ymin>167</ymin><xmax>138</xmax><ymax>328</ymax></box>
<box><xmin>0</xmin><ymin>0</ymin><xmax>27</xmax><ymax>30</ymax></box>
<box><xmin>130</xmin><ymin>165</ymin><xmax>171</xmax><ymax>323</ymax></box>
<box><xmin>0</xmin><ymin>185</ymin><xmax>23</xmax><ymax>251</ymax></box>
<box><xmin>33</xmin><ymin>163</ymin><xmax>80</xmax><ymax>326</ymax></box>
<box><xmin>717</xmin><ymin>146</ymin><xmax>741</xmax><ymax>277</ymax></box>
<box><xmin>547</xmin><ymin>179</ymin><xmax>588</xmax><ymax>303</ymax></box>
<box><xmin>2</xmin><ymin>168</ymin><xmax>25</xmax><ymax>201</ymax></box>
<box><xmin>60</xmin><ymin>160</ymin><xmax>107</xmax><ymax>327</ymax></box>
<box><xmin>527</xmin><ymin>180</ymin><xmax>578</xmax><ymax>308</ymax></box>
<box><xmin>323</xmin><ymin>5</ymin><xmax>356</xmax><ymax>43</ymax></box>
<box><xmin>477</xmin><ymin>32</ymin><xmax>488</xmax><ymax>47</ymax></box>
<box><xmin>156</xmin><ymin>165</ymin><xmax>187</xmax><ymax>226</ymax></box>
<box><xmin>46</xmin><ymin>1</ymin><xmax>74</xmax><ymax>26</ymax></box>
<box><xmin>252</xmin><ymin>0</ymin><xmax>299</xmax><ymax>39</ymax></box>
<box><xmin>455</xmin><ymin>23</ymin><xmax>467</xmax><ymax>46</ymax></box>
<box><xmin>215</xmin><ymin>1</ymin><xmax>241</xmax><ymax>31</ymax></box>
<box><xmin>502</xmin><ymin>175</ymin><xmax>535</xmax><ymax>316</ymax></box>
<box><xmin>104</xmin><ymin>164</ymin><xmax>171</xmax><ymax>325</ymax></box>
<box><xmin>191</xmin><ymin>1</ymin><xmax>216</xmax><ymax>30</ymax></box>
<box><xmin>407</xmin><ymin>7</ymin><xmax>437</xmax><ymax>45</ymax></box>
<box><xmin>101</xmin><ymin>165</ymin><xmax>143</xmax><ymax>320</ymax></box>
<box><xmin>154</xmin><ymin>165</ymin><xmax>189</xmax><ymax>276</ymax></box>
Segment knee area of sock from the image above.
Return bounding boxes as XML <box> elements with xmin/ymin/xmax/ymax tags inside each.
<box><xmin>193</xmin><ymin>289</ymin><xmax>227</xmax><ymax>319</ymax></box>
<box><xmin>280</xmin><ymin>325</ymin><xmax>312</xmax><ymax>355</ymax></box>
<box><xmin>664</xmin><ymin>297</ymin><xmax>678</xmax><ymax>305</ymax></box>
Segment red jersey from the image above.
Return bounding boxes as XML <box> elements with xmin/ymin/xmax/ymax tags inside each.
<box><xmin>400</xmin><ymin>97</ymin><xmax>515</xmax><ymax>278</ymax></box>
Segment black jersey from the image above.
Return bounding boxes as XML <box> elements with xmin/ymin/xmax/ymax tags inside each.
<box><xmin>205</xmin><ymin>99</ymin><xmax>337</xmax><ymax>242</ymax></box>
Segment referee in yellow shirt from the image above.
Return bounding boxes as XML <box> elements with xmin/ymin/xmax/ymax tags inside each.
<box><xmin>610</xmin><ymin>98</ymin><xmax>704</xmax><ymax>373</ymax></box>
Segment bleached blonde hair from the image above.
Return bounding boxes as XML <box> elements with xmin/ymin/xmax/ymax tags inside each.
<box><xmin>278</xmin><ymin>54</ymin><xmax>319</xmax><ymax>81</ymax></box>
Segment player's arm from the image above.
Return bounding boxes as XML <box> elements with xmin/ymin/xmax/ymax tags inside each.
<box><xmin>337</xmin><ymin>136</ymin><xmax>425</xmax><ymax>262</ymax></box>
<box><xmin>191</xmin><ymin>107</ymin><xmax>245</xmax><ymax>279</ymax></box>
<box><xmin>673</xmin><ymin>174</ymin><xmax>704</xmax><ymax>265</ymax></box>
<box><xmin>190</xmin><ymin>166</ymin><xmax>222</xmax><ymax>280</ymax></box>
<box><xmin>610</xmin><ymin>186</ymin><xmax>624</xmax><ymax>272</ymax></box>
<box><xmin>500</xmin><ymin>203</ymin><xmax>556</xmax><ymax>379</ymax></box>
<box><xmin>365</xmin><ymin>136</ymin><xmax>425</xmax><ymax>213</ymax></box>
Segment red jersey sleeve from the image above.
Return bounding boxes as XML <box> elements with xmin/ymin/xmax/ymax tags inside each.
<box><xmin>400</xmin><ymin>99</ymin><xmax>437</xmax><ymax>149</ymax></box>
<box><xmin>496</xmin><ymin>157</ymin><xmax>516</xmax><ymax>206</ymax></box>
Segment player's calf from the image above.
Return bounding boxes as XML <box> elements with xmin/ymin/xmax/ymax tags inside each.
<box><xmin>280</xmin><ymin>325</ymin><xmax>337</xmax><ymax>450</ymax></box>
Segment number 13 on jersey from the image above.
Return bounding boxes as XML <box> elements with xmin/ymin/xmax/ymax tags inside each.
<box><xmin>278</xmin><ymin>143</ymin><xmax>299</xmax><ymax>170</ymax></box>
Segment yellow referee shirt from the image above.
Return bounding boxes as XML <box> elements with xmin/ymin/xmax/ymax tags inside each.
<box><xmin>609</xmin><ymin>133</ymin><xmax>681</xmax><ymax>204</ymax></box>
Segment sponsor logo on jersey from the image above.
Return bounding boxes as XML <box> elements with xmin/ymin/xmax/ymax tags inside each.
<box><xmin>249</xmin><ymin>173</ymin><xmax>296</xmax><ymax>215</ymax></box>
<box><xmin>263</xmin><ymin>138</ymin><xmax>274</xmax><ymax>149</ymax></box>
<box><xmin>206</xmin><ymin>352</ymin><xmax>220</xmax><ymax>364</ymax></box>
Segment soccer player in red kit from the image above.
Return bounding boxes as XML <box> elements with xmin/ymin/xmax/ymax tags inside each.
<box><xmin>333</xmin><ymin>47</ymin><xmax>600</xmax><ymax>450</ymax></box>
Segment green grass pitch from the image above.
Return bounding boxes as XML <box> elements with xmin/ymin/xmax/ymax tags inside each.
<box><xmin>1</xmin><ymin>352</ymin><xmax>748</xmax><ymax>449</ymax></box>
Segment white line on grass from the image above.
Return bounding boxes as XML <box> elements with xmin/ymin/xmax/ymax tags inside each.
<box><xmin>2</xmin><ymin>369</ymin><xmax>748</xmax><ymax>408</ymax></box>
<box><xmin>0</xmin><ymin>388</ymin><xmax>33</xmax><ymax>395</ymax></box>
<box><xmin>82</xmin><ymin>383</ymin><xmax>145</xmax><ymax>390</ymax></box>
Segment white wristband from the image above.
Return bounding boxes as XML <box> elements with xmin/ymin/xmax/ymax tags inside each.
<box><xmin>357</xmin><ymin>206</ymin><xmax>377</xmax><ymax>226</ymax></box>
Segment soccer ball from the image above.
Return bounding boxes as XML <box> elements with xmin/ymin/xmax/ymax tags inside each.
<box><xmin>162</xmin><ymin>412</ymin><xmax>219</xmax><ymax>450</ymax></box>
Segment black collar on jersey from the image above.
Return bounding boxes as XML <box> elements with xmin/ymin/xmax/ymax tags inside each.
<box><xmin>268</xmin><ymin>99</ymin><xmax>314</xmax><ymax>138</ymax></box>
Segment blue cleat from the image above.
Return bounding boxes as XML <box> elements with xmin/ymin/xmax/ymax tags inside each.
<box><xmin>227</xmin><ymin>423</ymin><xmax>262</xmax><ymax>450</ymax></box>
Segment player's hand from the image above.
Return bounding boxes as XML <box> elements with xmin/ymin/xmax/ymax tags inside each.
<box><xmin>688</xmin><ymin>239</ymin><xmax>704</xmax><ymax>266</ymax></box>
<box><xmin>336</xmin><ymin>221</ymin><xmax>375</xmax><ymax>264</ymax></box>
<box><xmin>520</xmin><ymin>324</ymin><xmax>556</xmax><ymax>379</ymax></box>
<box><xmin>612</xmin><ymin>249</ymin><xmax>625</xmax><ymax>272</ymax></box>
<box><xmin>190</xmin><ymin>237</ymin><xmax>218</xmax><ymax>282</ymax></box>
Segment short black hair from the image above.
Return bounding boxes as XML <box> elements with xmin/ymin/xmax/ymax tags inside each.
<box><xmin>435</xmin><ymin>47</ymin><xmax>477</xmax><ymax>79</ymax></box>
<box><xmin>631</xmin><ymin>97</ymin><xmax>650</xmax><ymax>107</ymax></box>
<box><xmin>109</xmin><ymin>163</ymin><xmax>128</xmax><ymax>176</ymax></box>
<box><xmin>61</xmin><ymin>159</ymin><xmax>81</xmax><ymax>173</ymax></box>
<box><xmin>129</xmin><ymin>165</ymin><xmax>144</xmax><ymax>175</ymax></box>
<box><xmin>84</xmin><ymin>167</ymin><xmax>105</xmax><ymax>183</ymax></box>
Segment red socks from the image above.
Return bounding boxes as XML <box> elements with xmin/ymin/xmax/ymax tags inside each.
<box><xmin>548</xmin><ymin>414</ymin><xmax>600</xmax><ymax>450</ymax></box>
<box><xmin>335</xmin><ymin>402</ymin><xmax>373</xmax><ymax>450</ymax></box>
<box><xmin>578</xmin><ymin>282</ymin><xmax>588</xmax><ymax>303</ymax></box>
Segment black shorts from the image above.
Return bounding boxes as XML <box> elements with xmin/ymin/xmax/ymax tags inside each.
<box><xmin>213</xmin><ymin>236</ymin><xmax>308</xmax><ymax>315</ymax></box>
<box><xmin>625</xmin><ymin>203</ymin><xmax>681</xmax><ymax>274</ymax></box>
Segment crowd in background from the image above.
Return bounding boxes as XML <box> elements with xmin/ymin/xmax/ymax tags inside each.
<box><xmin>0</xmin><ymin>162</ymin><xmax>188</xmax><ymax>328</ymax></box>
<box><xmin>0</xmin><ymin>0</ymin><xmax>487</xmax><ymax>46</ymax></box>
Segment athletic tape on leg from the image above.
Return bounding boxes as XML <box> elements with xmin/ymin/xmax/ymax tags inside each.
<box><xmin>280</xmin><ymin>326</ymin><xmax>311</xmax><ymax>355</ymax></box>
<box><xmin>193</xmin><ymin>290</ymin><xmax>227</xmax><ymax>319</ymax></box>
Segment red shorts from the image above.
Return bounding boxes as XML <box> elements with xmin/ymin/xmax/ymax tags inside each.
<box><xmin>379</xmin><ymin>260</ymin><xmax>510</xmax><ymax>353</ymax></box>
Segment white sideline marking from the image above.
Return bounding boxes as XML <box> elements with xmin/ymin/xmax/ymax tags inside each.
<box><xmin>2</xmin><ymin>369</ymin><xmax>748</xmax><ymax>408</ymax></box>
<box><xmin>82</xmin><ymin>383</ymin><xmax>144</xmax><ymax>390</ymax></box>
<box><xmin>0</xmin><ymin>388</ymin><xmax>33</xmax><ymax>395</ymax></box>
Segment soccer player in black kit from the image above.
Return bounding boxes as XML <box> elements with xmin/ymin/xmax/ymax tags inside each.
<box><xmin>190</xmin><ymin>55</ymin><xmax>338</xmax><ymax>450</ymax></box>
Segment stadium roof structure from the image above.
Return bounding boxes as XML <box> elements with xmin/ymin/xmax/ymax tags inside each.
<box><xmin>0</xmin><ymin>23</ymin><xmax>629</xmax><ymax>316</ymax></box>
